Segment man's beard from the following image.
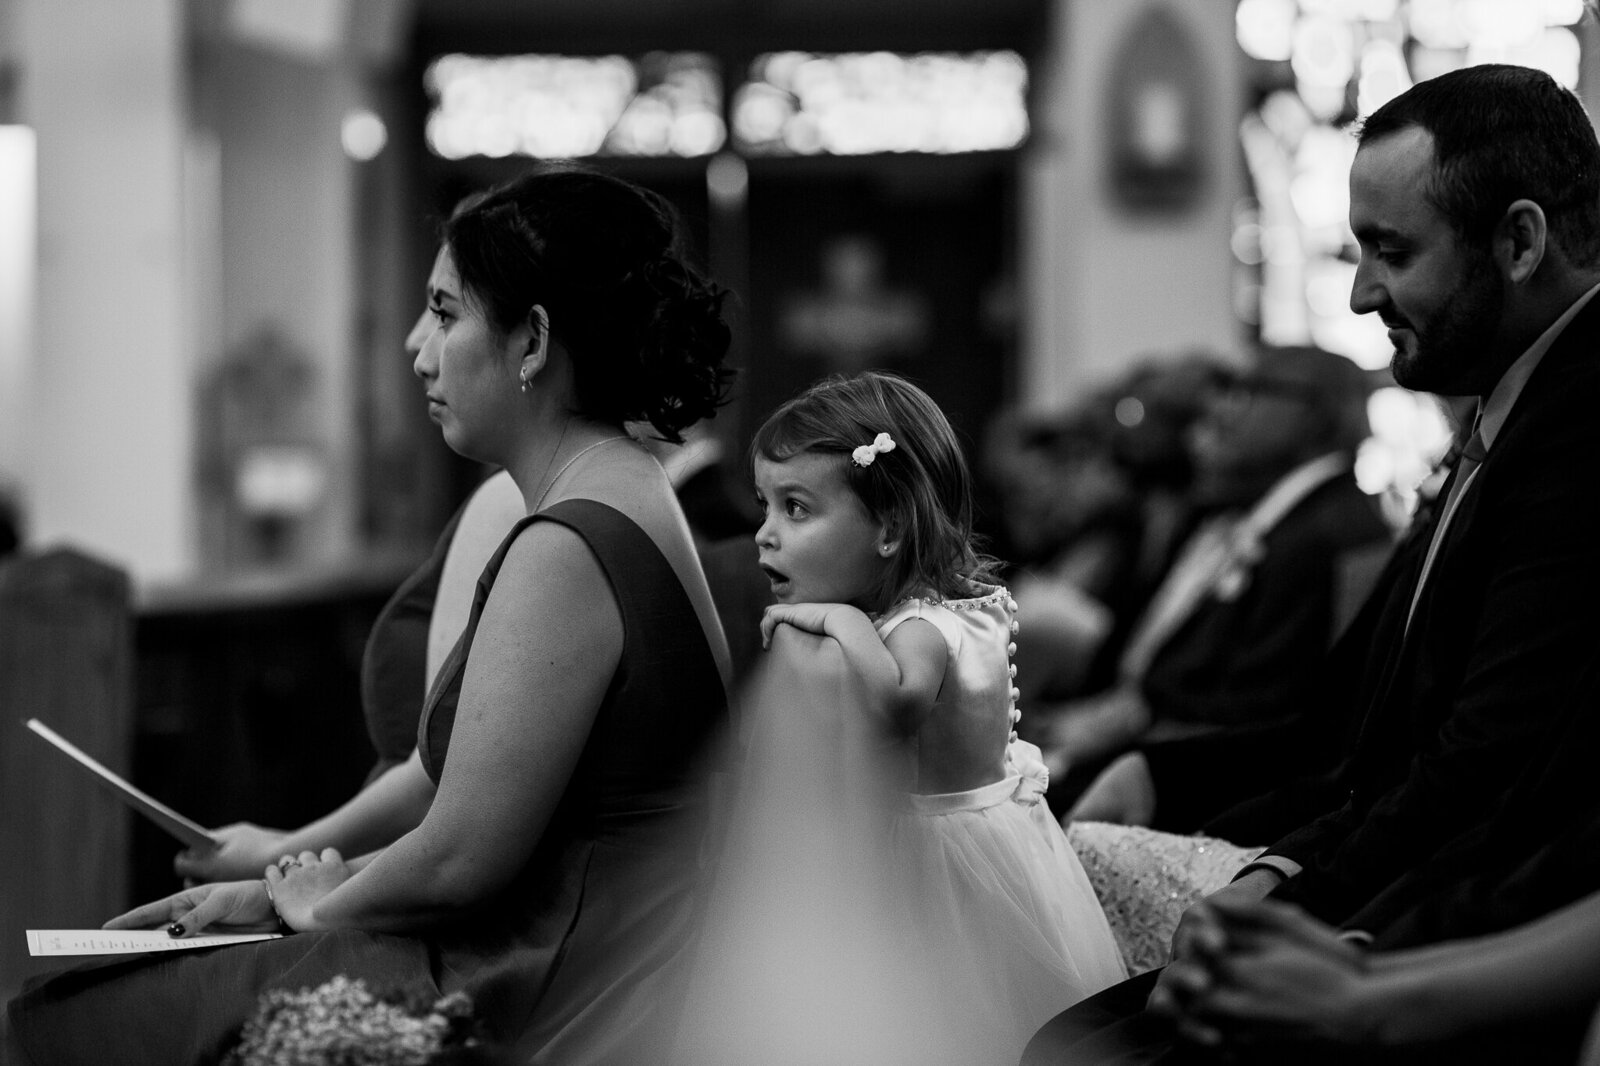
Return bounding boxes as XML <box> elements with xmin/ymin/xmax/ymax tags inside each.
<box><xmin>1390</xmin><ymin>252</ymin><xmax>1503</xmax><ymax>394</ymax></box>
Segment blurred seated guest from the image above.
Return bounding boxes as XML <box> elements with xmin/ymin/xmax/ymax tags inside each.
<box><xmin>648</xmin><ymin>420</ymin><xmax>761</xmax><ymax>542</ymax></box>
<box><xmin>999</xmin><ymin>401</ymin><xmax>1141</xmax><ymax>699</ymax></box>
<box><xmin>1005</xmin><ymin>354</ymin><xmax>1225</xmax><ymax>707</ymax></box>
<box><xmin>4</xmin><ymin>163</ymin><xmax>736</xmax><ymax>1066</ymax></box>
<box><xmin>1097</xmin><ymin>353</ymin><xmax>1233</xmax><ymax>650</ymax></box>
<box><xmin>1042</xmin><ymin>345</ymin><xmax>1390</xmax><ymax>824</ymax></box>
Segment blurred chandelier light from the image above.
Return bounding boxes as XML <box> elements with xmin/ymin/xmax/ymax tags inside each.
<box><xmin>732</xmin><ymin>50</ymin><xmax>1028</xmax><ymax>156</ymax></box>
<box><xmin>341</xmin><ymin>109</ymin><xmax>387</xmax><ymax>161</ymax></box>
<box><xmin>425</xmin><ymin>52</ymin><xmax>724</xmax><ymax>160</ymax></box>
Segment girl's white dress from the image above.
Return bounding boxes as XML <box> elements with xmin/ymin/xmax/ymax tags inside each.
<box><xmin>876</xmin><ymin>586</ymin><xmax>1127</xmax><ymax>1064</ymax></box>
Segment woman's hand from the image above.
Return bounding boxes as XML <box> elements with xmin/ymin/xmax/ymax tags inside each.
<box><xmin>173</xmin><ymin>822</ymin><xmax>288</xmax><ymax>885</ymax></box>
<box><xmin>104</xmin><ymin>880</ymin><xmax>279</xmax><ymax>937</ymax></box>
<box><xmin>264</xmin><ymin>848</ymin><xmax>355</xmax><ymax>932</ymax></box>
<box><xmin>761</xmin><ymin>603</ymin><xmax>851</xmax><ymax>648</ymax></box>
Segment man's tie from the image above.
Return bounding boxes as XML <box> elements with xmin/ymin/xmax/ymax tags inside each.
<box><xmin>1405</xmin><ymin>427</ymin><xmax>1486</xmax><ymax>634</ymax></box>
<box><xmin>1117</xmin><ymin>512</ymin><xmax>1241</xmax><ymax>681</ymax></box>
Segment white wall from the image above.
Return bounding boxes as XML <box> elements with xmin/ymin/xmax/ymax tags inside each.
<box><xmin>0</xmin><ymin>125</ymin><xmax>35</xmax><ymax>502</ymax></box>
<box><xmin>1022</xmin><ymin>0</ymin><xmax>1245</xmax><ymax>409</ymax></box>
<box><xmin>203</xmin><ymin>41</ymin><xmax>360</xmax><ymax>567</ymax></box>
<box><xmin>8</xmin><ymin>0</ymin><xmax>405</xmax><ymax>584</ymax></box>
<box><xmin>15</xmin><ymin>0</ymin><xmax>196</xmax><ymax>580</ymax></box>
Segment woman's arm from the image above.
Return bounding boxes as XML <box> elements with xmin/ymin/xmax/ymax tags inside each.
<box><xmin>761</xmin><ymin>603</ymin><xmax>946</xmax><ymax>730</ymax></box>
<box><xmin>176</xmin><ymin>481</ymin><xmax>519</xmax><ymax>885</ymax></box>
<box><xmin>174</xmin><ymin>751</ymin><xmax>437</xmax><ymax>883</ymax></box>
<box><xmin>272</xmin><ymin>521</ymin><xmax>621</xmax><ymax>933</ymax></box>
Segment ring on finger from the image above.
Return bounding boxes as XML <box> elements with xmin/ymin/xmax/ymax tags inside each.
<box><xmin>277</xmin><ymin>856</ymin><xmax>301</xmax><ymax>871</ymax></box>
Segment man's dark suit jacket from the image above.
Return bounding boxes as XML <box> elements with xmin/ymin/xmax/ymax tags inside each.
<box><xmin>1136</xmin><ymin>475</ymin><xmax>1391</xmax><ymax>831</ymax></box>
<box><xmin>1264</xmin><ymin>299</ymin><xmax>1600</xmax><ymax>928</ymax></box>
<box><xmin>1024</xmin><ymin>298</ymin><xmax>1600</xmax><ymax>1064</ymax></box>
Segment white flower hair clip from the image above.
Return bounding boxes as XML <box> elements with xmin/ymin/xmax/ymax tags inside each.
<box><xmin>852</xmin><ymin>432</ymin><xmax>897</xmax><ymax>468</ymax></box>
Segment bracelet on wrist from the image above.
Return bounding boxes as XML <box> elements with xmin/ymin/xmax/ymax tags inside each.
<box><xmin>261</xmin><ymin>878</ymin><xmax>293</xmax><ymax>934</ymax></box>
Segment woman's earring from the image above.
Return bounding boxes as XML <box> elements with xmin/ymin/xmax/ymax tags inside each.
<box><xmin>519</xmin><ymin>367</ymin><xmax>532</xmax><ymax>394</ymax></box>
<box><xmin>879</xmin><ymin>543</ymin><xmax>894</xmax><ymax>557</ymax></box>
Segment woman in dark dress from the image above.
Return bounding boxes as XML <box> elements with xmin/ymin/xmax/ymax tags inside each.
<box><xmin>5</xmin><ymin>164</ymin><xmax>735</xmax><ymax>1066</ymax></box>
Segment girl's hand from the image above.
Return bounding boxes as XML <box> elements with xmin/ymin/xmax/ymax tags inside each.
<box><xmin>104</xmin><ymin>880</ymin><xmax>279</xmax><ymax>937</ymax></box>
<box><xmin>174</xmin><ymin>822</ymin><xmax>288</xmax><ymax>885</ymax></box>
<box><xmin>264</xmin><ymin>848</ymin><xmax>354</xmax><ymax>932</ymax></box>
<box><xmin>760</xmin><ymin>603</ymin><xmax>849</xmax><ymax>647</ymax></box>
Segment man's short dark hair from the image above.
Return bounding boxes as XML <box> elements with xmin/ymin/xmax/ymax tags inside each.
<box><xmin>1357</xmin><ymin>64</ymin><xmax>1600</xmax><ymax>266</ymax></box>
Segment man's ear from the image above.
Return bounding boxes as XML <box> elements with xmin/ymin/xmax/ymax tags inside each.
<box><xmin>518</xmin><ymin>304</ymin><xmax>551</xmax><ymax>383</ymax></box>
<box><xmin>1495</xmin><ymin>199</ymin><xmax>1547</xmax><ymax>285</ymax></box>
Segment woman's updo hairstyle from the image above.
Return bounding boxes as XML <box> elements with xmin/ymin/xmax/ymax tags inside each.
<box><xmin>444</xmin><ymin>163</ymin><xmax>734</xmax><ymax>442</ymax></box>
<box><xmin>753</xmin><ymin>371</ymin><xmax>999</xmax><ymax>610</ymax></box>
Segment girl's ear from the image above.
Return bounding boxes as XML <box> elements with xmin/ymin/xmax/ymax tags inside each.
<box><xmin>518</xmin><ymin>304</ymin><xmax>551</xmax><ymax>383</ymax></box>
<box><xmin>877</xmin><ymin>520</ymin><xmax>901</xmax><ymax>558</ymax></box>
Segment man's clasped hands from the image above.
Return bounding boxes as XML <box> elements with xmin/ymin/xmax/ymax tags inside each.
<box><xmin>1147</xmin><ymin>876</ymin><xmax>1382</xmax><ymax>1054</ymax></box>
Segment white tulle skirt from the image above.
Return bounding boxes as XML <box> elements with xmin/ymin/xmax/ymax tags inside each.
<box><xmin>675</xmin><ymin>642</ymin><xmax>1124</xmax><ymax>1066</ymax></box>
<box><xmin>890</xmin><ymin>751</ymin><xmax>1128</xmax><ymax>1066</ymax></box>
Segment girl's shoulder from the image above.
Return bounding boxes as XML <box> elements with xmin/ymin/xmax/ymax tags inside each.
<box><xmin>874</xmin><ymin>583</ymin><xmax>1015</xmax><ymax>654</ymax></box>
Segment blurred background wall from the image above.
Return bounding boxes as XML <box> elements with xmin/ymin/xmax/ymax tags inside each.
<box><xmin>0</xmin><ymin>0</ymin><xmax>1596</xmax><ymax>588</ymax></box>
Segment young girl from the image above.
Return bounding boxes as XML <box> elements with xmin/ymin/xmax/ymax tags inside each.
<box><xmin>751</xmin><ymin>371</ymin><xmax>1126</xmax><ymax>1062</ymax></box>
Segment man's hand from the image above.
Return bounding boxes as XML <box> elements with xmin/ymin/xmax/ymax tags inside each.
<box><xmin>1170</xmin><ymin>869</ymin><xmax>1284</xmax><ymax>961</ymax></box>
<box><xmin>1152</xmin><ymin>898</ymin><xmax>1375</xmax><ymax>1049</ymax></box>
<box><xmin>1147</xmin><ymin>867</ymin><xmax>1285</xmax><ymax>1023</ymax></box>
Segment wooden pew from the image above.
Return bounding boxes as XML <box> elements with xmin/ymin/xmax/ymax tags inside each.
<box><xmin>0</xmin><ymin>548</ymin><xmax>133</xmax><ymax>1002</ymax></box>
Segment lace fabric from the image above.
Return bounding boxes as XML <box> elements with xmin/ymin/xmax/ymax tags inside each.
<box><xmin>1064</xmin><ymin>820</ymin><xmax>1263</xmax><ymax>975</ymax></box>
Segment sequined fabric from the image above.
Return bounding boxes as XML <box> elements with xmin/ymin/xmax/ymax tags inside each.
<box><xmin>1064</xmin><ymin>821</ymin><xmax>1263</xmax><ymax>975</ymax></box>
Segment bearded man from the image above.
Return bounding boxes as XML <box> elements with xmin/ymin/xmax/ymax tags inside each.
<box><xmin>1027</xmin><ymin>62</ymin><xmax>1600</xmax><ymax>1065</ymax></box>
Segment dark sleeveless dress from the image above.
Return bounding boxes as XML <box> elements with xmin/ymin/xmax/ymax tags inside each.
<box><xmin>4</xmin><ymin>500</ymin><xmax>728</xmax><ymax>1066</ymax></box>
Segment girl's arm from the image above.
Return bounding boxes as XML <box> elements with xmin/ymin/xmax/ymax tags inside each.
<box><xmin>762</xmin><ymin>603</ymin><xmax>947</xmax><ymax>730</ymax></box>
<box><xmin>270</xmin><ymin>521</ymin><xmax>622</xmax><ymax>933</ymax></box>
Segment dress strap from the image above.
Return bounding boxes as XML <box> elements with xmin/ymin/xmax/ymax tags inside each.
<box><xmin>417</xmin><ymin>499</ymin><xmax>724</xmax><ymax>781</ymax></box>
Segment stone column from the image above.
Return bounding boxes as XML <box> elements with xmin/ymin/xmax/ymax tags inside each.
<box><xmin>1020</xmin><ymin>0</ymin><xmax>1245</xmax><ymax>410</ymax></box>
